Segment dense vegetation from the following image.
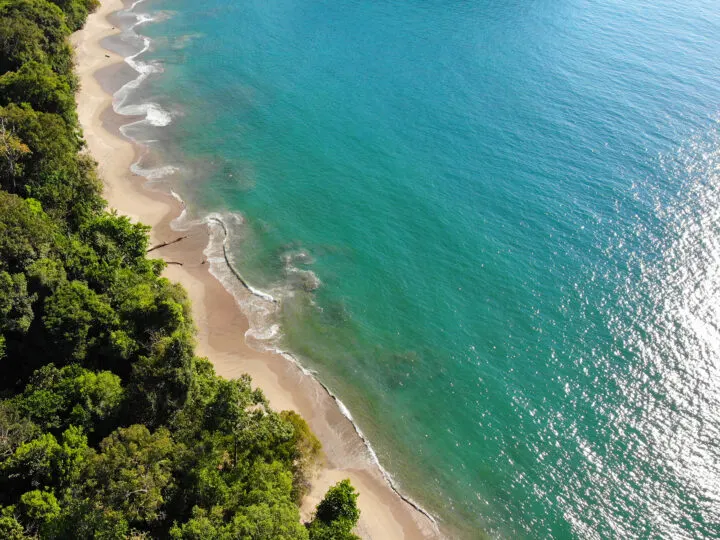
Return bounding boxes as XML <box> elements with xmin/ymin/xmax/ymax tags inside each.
<box><xmin>0</xmin><ymin>0</ymin><xmax>360</xmax><ymax>537</ymax></box>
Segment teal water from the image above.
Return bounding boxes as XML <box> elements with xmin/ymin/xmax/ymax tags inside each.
<box><xmin>122</xmin><ymin>0</ymin><xmax>720</xmax><ymax>536</ymax></box>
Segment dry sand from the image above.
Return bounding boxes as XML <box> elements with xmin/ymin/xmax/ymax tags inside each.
<box><xmin>71</xmin><ymin>1</ymin><xmax>441</xmax><ymax>538</ymax></box>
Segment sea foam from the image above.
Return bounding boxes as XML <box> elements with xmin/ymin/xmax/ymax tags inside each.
<box><xmin>113</xmin><ymin>10</ymin><xmax>173</xmax><ymax>139</ymax></box>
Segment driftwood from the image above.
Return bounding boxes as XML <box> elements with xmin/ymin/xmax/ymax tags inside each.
<box><xmin>147</xmin><ymin>235</ymin><xmax>188</xmax><ymax>253</ymax></box>
<box><xmin>165</xmin><ymin>261</ymin><xmax>183</xmax><ymax>266</ymax></box>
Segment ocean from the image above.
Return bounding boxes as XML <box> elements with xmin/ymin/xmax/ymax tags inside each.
<box><xmin>110</xmin><ymin>0</ymin><xmax>720</xmax><ymax>536</ymax></box>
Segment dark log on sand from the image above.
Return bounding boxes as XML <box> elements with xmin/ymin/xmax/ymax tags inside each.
<box><xmin>147</xmin><ymin>235</ymin><xmax>188</xmax><ymax>253</ymax></box>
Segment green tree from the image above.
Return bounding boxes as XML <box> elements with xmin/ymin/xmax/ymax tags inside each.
<box><xmin>0</xmin><ymin>401</ymin><xmax>39</xmax><ymax>461</ymax></box>
<box><xmin>0</xmin><ymin>426</ymin><xmax>88</xmax><ymax>500</ymax></box>
<box><xmin>279</xmin><ymin>410</ymin><xmax>322</xmax><ymax>503</ymax></box>
<box><xmin>0</xmin><ymin>272</ymin><xmax>34</xmax><ymax>357</ymax></box>
<box><xmin>0</xmin><ymin>11</ymin><xmax>48</xmax><ymax>75</ymax></box>
<box><xmin>82</xmin><ymin>425</ymin><xmax>176</xmax><ymax>526</ymax></box>
<box><xmin>0</xmin><ymin>61</ymin><xmax>76</xmax><ymax>124</ymax></box>
<box><xmin>18</xmin><ymin>489</ymin><xmax>60</xmax><ymax>536</ymax></box>
<box><xmin>1</xmin><ymin>432</ymin><xmax>61</xmax><ymax>494</ymax></box>
<box><xmin>169</xmin><ymin>506</ymin><xmax>220</xmax><ymax>539</ymax></box>
<box><xmin>0</xmin><ymin>512</ymin><xmax>27</xmax><ymax>539</ymax></box>
<box><xmin>18</xmin><ymin>364</ymin><xmax>123</xmax><ymax>435</ymax></box>
<box><xmin>56</xmin><ymin>498</ymin><xmax>130</xmax><ymax>540</ymax></box>
<box><xmin>307</xmin><ymin>480</ymin><xmax>360</xmax><ymax>540</ymax></box>
<box><xmin>0</xmin><ymin>191</ymin><xmax>55</xmax><ymax>274</ymax></box>
<box><xmin>56</xmin><ymin>425</ymin><xmax>89</xmax><ymax>486</ymax></box>
<box><xmin>42</xmin><ymin>280</ymin><xmax>118</xmax><ymax>364</ymax></box>
<box><xmin>170</xmin><ymin>462</ymin><xmax>310</xmax><ymax>540</ymax></box>
<box><xmin>25</xmin><ymin>257</ymin><xmax>66</xmax><ymax>296</ymax></box>
<box><xmin>224</xmin><ymin>499</ymin><xmax>309</xmax><ymax>540</ymax></box>
<box><xmin>202</xmin><ymin>376</ymin><xmax>256</xmax><ymax>434</ymax></box>
<box><xmin>0</xmin><ymin>0</ymin><xmax>73</xmax><ymax>76</ymax></box>
<box><xmin>80</xmin><ymin>213</ymin><xmax>150</xmax><ymax>268</ymax></box>
<box><xmin>47</xmin><ymin>0</ymin><xmax>99</xmax><ymax>32</ymax></box>
<box><xmin>0</xmin><ymin>117</ymin><xmax>31</xmax><ymax>190</ymax></box>
<box><xmin>0</xmin><ymin>104</ymin><xmax>103</xmax><ymax>227</ymax></box>
<box><xmin>127</xmin><ymin>330</ymin><xmax>195</xmax><ymax>427</ymax></box>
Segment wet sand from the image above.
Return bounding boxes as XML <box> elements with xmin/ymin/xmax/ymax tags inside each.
<box><xmin>71</xmin><ymin>1</ymin><xmax>441</xmax><ymax>538</ymax></box>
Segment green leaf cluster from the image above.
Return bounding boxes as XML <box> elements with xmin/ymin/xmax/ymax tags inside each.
<box><xmin>306</xmin><ymin>480</ymin><xmax>361</xmax><ymax>540</ymax></box>
<box><xmin>0</xmin><ymin>0</ymin><xmax>361</xmax><ymax>538</ymax></box>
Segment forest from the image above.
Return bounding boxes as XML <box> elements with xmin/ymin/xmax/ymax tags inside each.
<box><xmin>0</xmin><ymin>0</ymin><xmax>360</xmax><ymax>537</ymax></box>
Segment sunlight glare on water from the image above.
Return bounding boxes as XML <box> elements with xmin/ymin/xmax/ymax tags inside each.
<box><xmin>598</xmin><ymin>126</ymin><xmax>720</xmax><ymax>538</ymax></box>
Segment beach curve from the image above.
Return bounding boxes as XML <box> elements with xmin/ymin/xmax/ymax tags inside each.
<box><xmin>70</xmin><ymin>0</ymin><xmax>443</xmax><ymax>538</ymax></box>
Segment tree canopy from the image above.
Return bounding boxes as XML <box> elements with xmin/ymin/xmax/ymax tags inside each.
<box><xmin>307</xmin><ymin>480</ymin><xmax>361</xmax><ymax>540</ymax></box>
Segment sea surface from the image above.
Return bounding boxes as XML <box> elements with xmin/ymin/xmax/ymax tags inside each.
<box><xmin>112</xmin><ymin>0</ymin><xmax>720</xmax><ymax>536</ymax></box>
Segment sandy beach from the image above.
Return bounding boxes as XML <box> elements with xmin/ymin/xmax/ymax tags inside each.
<box><xmin>71</xmin><ymin>1</ymin><xmax>440</xmax><ymax>538</ymax></box>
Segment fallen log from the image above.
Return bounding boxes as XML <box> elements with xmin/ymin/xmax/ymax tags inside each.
<box><xmin>147</xmin><ymin>235</ymin><xmax>188</xmax><ymax>253</ymax></box>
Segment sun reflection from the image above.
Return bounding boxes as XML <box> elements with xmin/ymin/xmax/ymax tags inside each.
<box><xmin>606</xmin><ymin>126</ymin><xmax>720</xmax><ymax>537</ymax></box>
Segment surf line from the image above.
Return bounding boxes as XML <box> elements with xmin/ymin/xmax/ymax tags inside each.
<box><xmin>206</xmin><ymin>216</ymin><xmax>278</xmax><ymax>304</ymax></box>
<box><xmin>206</xmin><ymin>217</ymin><xmax>441</xmax><ymax>532</ymax></box>
<box><xmin>115</xmin><ymin>0</ymin><xmax>173</xmax><ymax>144</ymax></box>
<box><xmin>295</xmin><ymin>351</ymin><xmax>441</xmax><ymax>529</ymax></box>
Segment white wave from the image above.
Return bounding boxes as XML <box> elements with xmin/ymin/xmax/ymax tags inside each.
<box><xmin>170</xmin><ymin>190</ymin><xmax>186</xmax><ymax>205</ymax></box>
<box><xmin>119</xmin><ymin>102</ymin><xmax>172</xmax><ymax>127</ymax></box>
<box><xmin>286</xmin><ymin>266</ymin><xmax>322</xmax><ymax>291</ymax></box>
<box><xmin>130</xmin><ymin>163</ymin><xmax>179</xmax><ymax>180</ymax></box>
<box><xmin>282</xmin><ymin>248</ymin><xmax>315</xmax><ymax>265</ymax></box>
<box><xmin>144</xmin><ymin>104</ymin><xmax>172</xmax><ymax>126</ymax></box>
<box><xmin>270</xmin><ymin>345</ymin><xmax>441</xmax><ymax>529</ymax></box>
<box><xmin>246</xmin><ymin>323</ymin><xmax>282</xmax><ymax>342</ymax></box>
<box><xmin>105</xmin><ymin>0</ymin><xmax>180</xmax><ymax>186</ymax></box>
<box><xmin>169</xmin><ymin>208</ymin><xmax>188</xmax><ymax>229</ymax></box>
<box><xmin>112</xmin><ymin>8</ymin><xmax>172</xmax><ymax>135</ymax></box>
<box><xmin>204</xmin><ymin>214</ymin><xmax>278</xmax><ymax>303</ymax></box>
<box><xmin>134</xmin><ymin>13</ymin><xmax>155</xmax><ymax>26</ymax></box>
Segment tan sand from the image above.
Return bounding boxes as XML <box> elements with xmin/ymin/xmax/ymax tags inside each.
<box><xmin>71</xmin><ymin>2</ymin><xmax>442</xmax><ymax>538</ymax></box>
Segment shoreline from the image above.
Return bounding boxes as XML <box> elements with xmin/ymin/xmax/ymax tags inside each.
<box><xmin>71</xmin><ymin>1</ymin><xmax>441</xmax><ymax>538</ymax></box>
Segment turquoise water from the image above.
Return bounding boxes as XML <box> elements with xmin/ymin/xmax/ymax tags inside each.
<box><xmin>123</xmin><ymin>0</ymin><xmax>720</xmax><ymax>536</ymax></box>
